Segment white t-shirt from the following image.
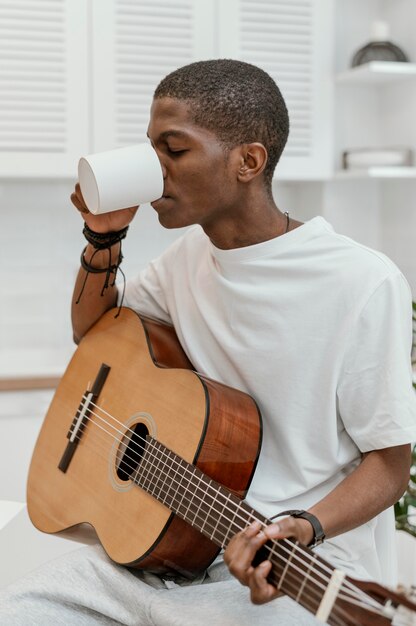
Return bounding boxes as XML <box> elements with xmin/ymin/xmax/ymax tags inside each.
<box><xmin>119</xmin><ymin>216</ymin><xmax>416</xmax><ymax>584</ymax></box>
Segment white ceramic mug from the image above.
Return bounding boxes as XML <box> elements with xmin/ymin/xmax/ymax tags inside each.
<box><xmin>78</xmin><ymin>143</ymin><xmax>164</xmax><ymax>215</ymax></box>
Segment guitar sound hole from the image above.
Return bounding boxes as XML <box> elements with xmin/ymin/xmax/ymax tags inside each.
<box><xmin>116</xmin><ymin>422</ymin><xmax>149</xmax><ymax>482</ymax></box>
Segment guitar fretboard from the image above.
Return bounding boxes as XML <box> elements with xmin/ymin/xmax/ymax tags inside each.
<box><xmin>131</xmin><ymin>435</ymin><xmax>331</xmax><ymax>621</ymax></box>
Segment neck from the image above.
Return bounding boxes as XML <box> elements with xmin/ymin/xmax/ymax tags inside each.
<box><xmin>202</xmin><ymin>188</ymin><xmax>294</xmax><ymax>250</ymax></box>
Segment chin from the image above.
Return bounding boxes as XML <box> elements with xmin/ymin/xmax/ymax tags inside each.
<box><xmin>157</xmin><ymin>213</ymin><xmax>194</xmax><ymax>230</ymax></box>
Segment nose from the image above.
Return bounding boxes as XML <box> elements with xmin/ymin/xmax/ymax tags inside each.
<box><xmin>153</xmin><ymin>147</ymin><xmax>167</xmax><ymax>179</ymax></box>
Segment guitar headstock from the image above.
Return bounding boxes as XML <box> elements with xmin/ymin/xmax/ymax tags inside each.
<box><xmin>334</xmin><ymin>577</ymin><xmax>416</xmax><ymax>626</ymax></box>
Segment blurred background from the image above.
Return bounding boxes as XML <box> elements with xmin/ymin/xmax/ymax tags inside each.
<box><xmin>0</xmin><ymin>0</ymin><xmax>415</xmax><ymax>557</ymax></box>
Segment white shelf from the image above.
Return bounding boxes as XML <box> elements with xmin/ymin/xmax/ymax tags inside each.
<box><xmin>336</xmin><ymin>61</ymin><xmax>416</xmax><ymax>84</ymax></box>
<box><xmin>335</xmin><ymin>167</ymin><xmax>416</xmax><ymax>180</ymax></box>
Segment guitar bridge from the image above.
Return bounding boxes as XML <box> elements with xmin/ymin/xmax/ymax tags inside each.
<box><xmin>58</xmin><ymin>363</ymin><xmax>110</xmax><ymax>473</ymax></box>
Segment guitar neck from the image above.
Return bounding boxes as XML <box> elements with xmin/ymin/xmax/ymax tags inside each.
<box><xmin>131</xmin><ymin>435</ymin><xmax>358</xmax><ymax>625</ymax></box>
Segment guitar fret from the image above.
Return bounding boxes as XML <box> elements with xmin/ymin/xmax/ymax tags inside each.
<box><xmin>136</xmin><ymin>440</ymin><xmax>169</xmax><ymax>499</ymax></box>
<box><xmin>162</xmin><ymin>448</ymin><xmax>185</xmax><ymax>508</ymax></box>
<box><xmin>172</xmin><ymin>457</ymin><xmax>191</xmax><ymax>514</ymax></box>
<box><xmin>156</xmin><ymin>445</ymin><xmax>176</xmax><ymax>507</ymax></box>
<box><xmin>184</xmin><ymin>475</ymin><xmax>248</xmax><ymax>542</ymax></box>
<box><xmin>296</xmin><ymin>553</ymin><xmax>317</xmax><ymax>603</ymax></box>
<box><xmin>189</xmin><ymin>473</ymin><xmax>208</xmax><ymax>526</ymax></box>
<box><xmin>277</xmin><ymin>540</ymin><xmax>296</xmax><ymax>591</ymax></box>
<box><xmin>215</xmin><ymin>494</ymin><xmax>250</xmax><ymax>546</ymax></box>
<box><xmin>183</xmin><ymin>466</ymin><xmax>200</xmax><ymax>520</ymax></box>
<box><xmin>173</xmin><ymin>466</ymin><xmax>216</xmax><ymax>527</ymax></box>
<box><xmin>134</xmin><ymin>439</ymin><xmax>154</xmax><ymax>491</ymax></box>
<box><xmin>221</xmin><ymin>499</ymin><xmax>256</xmax><ymax>547</ymax></box>
<box><xmin>224</xmin><ymin>501</ymin><xmax>246</xmax><ymax>546</ymax></box>
<box><xmin>195</xmin><ymin>480</ymin><xmax>223</xmax><ymax>535</ymax></box>
<box><xmin>157</xmin><ymin>443</ymin><xmax>174</xmax><ymax>500</ymax></box>
<box><xmin>209</xmin><ymin>492</ymin><xmax>231</xmax><ymax>543</ymax></box>
<box><xmin>199</xmin><ymin>479</ymin><xmax>217</xmax><ymax>534</ymax></box>
<box><xmin>172</xmin><ymin>468</ymin><xmax>202</xmax><ymax>525</ymax></box>
<box><xmin>145</xmin><ymin>443</ymin><xmax>166</xmax><ymax>498</ymax></box>
<box><xmin>268</xmin><ymin>542</ymin><xmax>324</xmax><ymax>618</ymax></box>
<box><xmin>152</xmin><ymin>443</ymin><xmax>182</xmax><ymax>509</ymax></box>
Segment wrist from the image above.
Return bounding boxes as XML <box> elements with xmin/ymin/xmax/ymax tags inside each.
<box><xmin>271</xmin><ymin>509</ymin><xmax>325</xmax><ymax>548</ymax></box>
<box><xmin>83</xmin><ymin>222</ymin><xmax>129</xmax><ymax>250</ymax></box>
<box><xmin>75</xmin><ymin>223</ymin><xmax>127</xmax><ymax>306</ymax></box>
<box><xmin>296</xmin><ymin>518</ymin><xmax>315</xmax><ymax>546</ymax></box>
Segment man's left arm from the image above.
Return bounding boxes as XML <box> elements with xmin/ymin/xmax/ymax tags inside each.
<box><xmin>224</xmin><ymin>443</ymin><xmax>411</xmax><ymax>605</ymax></box>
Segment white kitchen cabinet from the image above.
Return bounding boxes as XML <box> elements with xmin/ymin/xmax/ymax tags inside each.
<box><xmin>0</xmin><ymin>0</ymin><xmax>89</xmax><ymax>178</ymax></box>
<box><xmin>0</xmin><ymin>0</ymin><xmax>214</xmax><ymax>177</ymax></box>
<box><xmin>94</xmin><ymin>0</ymin><xmax>334</xmax><ymax>179</ymax></box>
<box><xmin>0</xmin><ymin>0</ymin><xmax>335</xmax><ymax>180</ymax></box>
<box><xmin>90</xmin><ymin>0</ymin><xmax>216</xmax><ymax>152</ymax></box>
<box><xmin>218</xmin><ymin>0</ymin><xmax>334</xmax><ymax>181</ymax></box>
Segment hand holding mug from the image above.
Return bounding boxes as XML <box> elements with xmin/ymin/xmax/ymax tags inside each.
<box><xmin>70</xmin><ymin>182</ymin><xmax>138</xmax><ymax>234</ymax></box>
<box><xmin>71</xmin><ymin>143</ymin><xmax>164</xmax><ymax>233</ymax></box>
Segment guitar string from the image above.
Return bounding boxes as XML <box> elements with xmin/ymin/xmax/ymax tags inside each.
<box><xmin>65</xmin><ymin>398</ymin><xmax>395</xmax><ymax>623</ymax></box>
<box><xmin>81</xmin><ymin>398</ymin><xmax>390</xmax><ymax>613</ymax></box>
<box><xmin>65</xmin><ymin>417</ymin><xmax>352</xmax><ymax>626</ymax></box>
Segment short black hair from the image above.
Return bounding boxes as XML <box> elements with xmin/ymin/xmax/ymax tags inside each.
<box><xmin>154</xmin><ymin>59</ymin><xmax>289</xmax><ymax>187</ymax></box>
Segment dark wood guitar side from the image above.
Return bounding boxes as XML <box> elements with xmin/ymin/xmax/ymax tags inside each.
<box><xmin>27</xmin><ymin>307</ymin><xmax>262</xmax><ymax>577</ymax></box>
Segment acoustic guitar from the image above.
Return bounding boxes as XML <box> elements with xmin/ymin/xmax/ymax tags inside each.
<box><xmin>27</xmin><ymin>307</ymin><xmax>416</xmax><ymax>626</ymax></box>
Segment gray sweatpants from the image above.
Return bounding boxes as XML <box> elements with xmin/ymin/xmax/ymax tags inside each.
<box><xmin>0</xmin><ymin>545</ymin><xmax>320</xmax><ymax>625</ymax></box>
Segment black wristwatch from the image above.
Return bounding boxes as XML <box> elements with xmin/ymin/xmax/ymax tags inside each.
<box><xmin>271</xmin><ymin>509</ymin><xmax>325</xmax><ymax>548</ymax></box>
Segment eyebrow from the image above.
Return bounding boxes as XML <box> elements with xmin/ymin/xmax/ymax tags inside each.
<box><xmin>147</xmin><ymin>130</ymin><xmax>190</xmax><ymax>142</ymax></box>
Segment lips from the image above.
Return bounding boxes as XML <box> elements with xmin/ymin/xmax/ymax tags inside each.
<box><xmin>151</xmin><ymin>195</ymin><xmax>172</xmax><ymax>209</ymax></box>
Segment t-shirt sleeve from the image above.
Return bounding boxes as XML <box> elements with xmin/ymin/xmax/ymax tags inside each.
<box><xmin>116</xmin><ymin>258</ymin><xmax>172</xmax><ymax>324</ymax></box>
<box><xmin>115</xmin><ymin>235</ymin><xmax>186</xmax><ymax>324</ymax></box>
<box><xmin>337</xmin><ymin>271</ymin><xmax>416</xmax><ymax>452</ymax></box>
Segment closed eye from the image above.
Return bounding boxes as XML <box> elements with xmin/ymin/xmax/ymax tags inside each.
<box><xmin>167</xmin><ymin>147</ymin><xmax>187</xmax><ymax>156</ymax></box>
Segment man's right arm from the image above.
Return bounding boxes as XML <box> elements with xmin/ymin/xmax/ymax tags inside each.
<box><xmin>70</xmin><ymin>183</ymin><xmax>138</xmax><ymax>344</ymax></box>
<box><xmin>71</xmin><ymin>242</ymin><xmax>120</xmax><ymax>344</ymax></box>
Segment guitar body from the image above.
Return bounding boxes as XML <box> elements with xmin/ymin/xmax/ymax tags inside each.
<box><xmin>25</xmin><ymin>308</ymin><xmax>416</xmax><ymax>625</ymax></box>
<box><xmin>27</xmin><ymin>308</ymin><xmax>262</xmax><ymax>577</ymax></box>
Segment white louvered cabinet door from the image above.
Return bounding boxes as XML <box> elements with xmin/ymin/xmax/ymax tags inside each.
<box><xmin>0</xmin><ymin>0</ymin><xmax>89</xmax><ymax>178</ymax></box>
<box><xmin>91</xmin><ymin>0</ymin><xmax>215</xmax><ymax>152</ymax></box>
<box><xmin>218</xmin><ymin>0</ymin><xmax>334</xmax><ymax>181</ymax></box>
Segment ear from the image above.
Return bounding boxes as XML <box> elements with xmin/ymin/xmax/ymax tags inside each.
<box><xmin>236</xmin><ymin>143</ymin><xmax>268</xmax><ymax>183</ymax></box>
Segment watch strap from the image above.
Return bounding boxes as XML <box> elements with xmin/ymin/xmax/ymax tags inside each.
<box><xmin>270</xmin><ymin>509</ymin><xmax>325</xmax><ymax>548</ymax></box>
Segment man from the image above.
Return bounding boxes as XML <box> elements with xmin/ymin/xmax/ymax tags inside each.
<box><xmin>1</xmin><ymin>59</ymin><xmax>415</xmax><ymax>625</ymax></box>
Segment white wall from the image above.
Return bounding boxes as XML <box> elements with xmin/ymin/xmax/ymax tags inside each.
<box><xmin>0</xmin><ymin>179</ymin><xmax>186</xmax><ymax>378</ymax></box>
<box><xmin>0</xmin><ymin>391</ymin><xmax>52</xmax><ymax>502</ymax></box>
